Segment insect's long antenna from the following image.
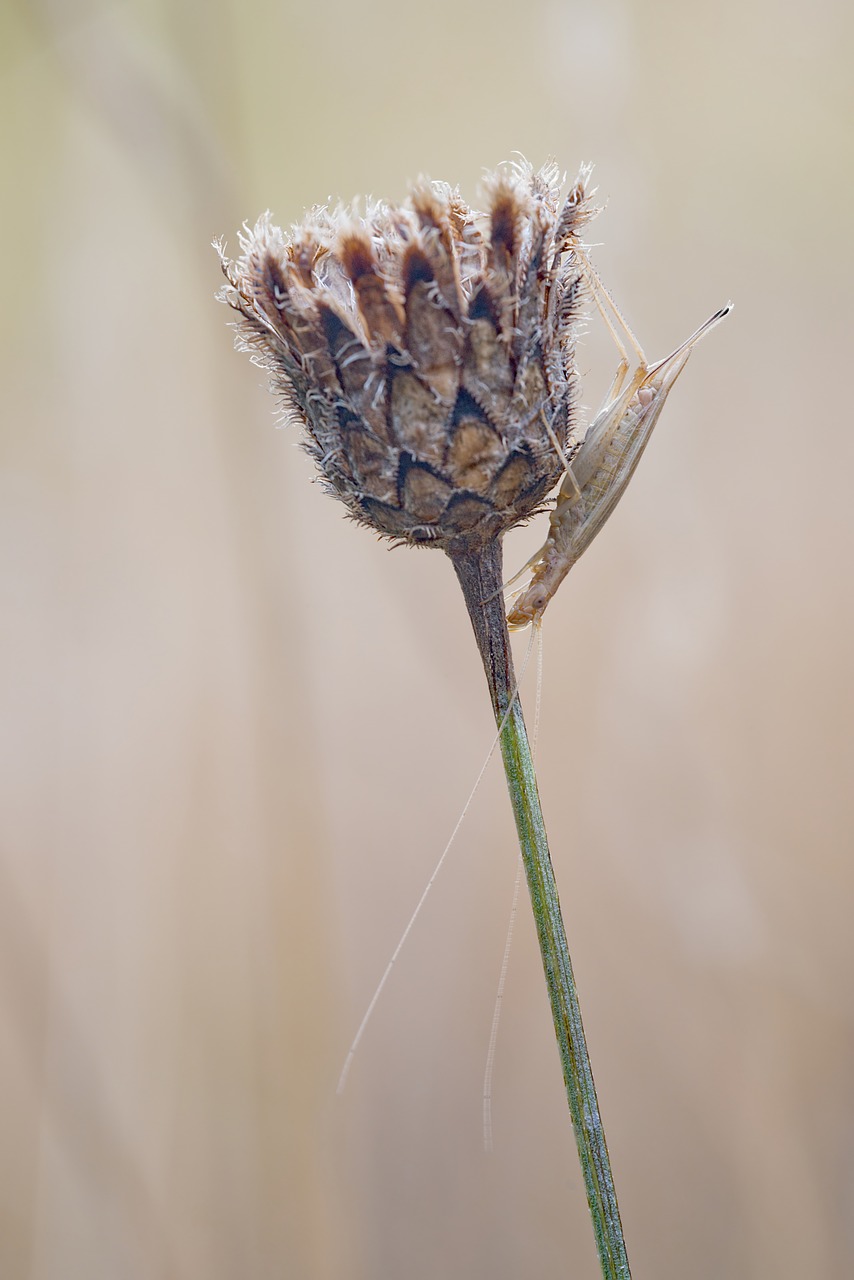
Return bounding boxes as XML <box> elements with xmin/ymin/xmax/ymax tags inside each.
<box><xmin>483</xmin><ymin>623</ymin><xmax>545</xmax><ymax>1150</ymax></box>
<box><xmin>337</xmin><ymin>626</ymin><xmax>538</xmax><ymax>1094</ymax></box>
<box><xmin>483</xmin><ymin>855</ymin><xmax>523</xmax><ymax>1152</ymax></box>
<box><xmin>534</xmin><ymin>618</ymin><xmax>544</xmax><ymax>748</ymax></box>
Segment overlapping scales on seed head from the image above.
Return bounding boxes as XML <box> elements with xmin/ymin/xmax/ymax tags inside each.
<box><xmin>217</xmin><ymin>161</ymin><xmax>598</xmax><ymax>549</ymax></box>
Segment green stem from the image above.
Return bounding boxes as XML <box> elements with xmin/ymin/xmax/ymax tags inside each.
<box><xmin>448</xmin><ymin>537</ymin><xmax>631</xmax><ymax>1280</ymax></box>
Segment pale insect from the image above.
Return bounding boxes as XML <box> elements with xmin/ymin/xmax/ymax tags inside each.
<box><xmin>507</xmin><ymin>278</ymin><xmax>733</xmax><ymax>630</ymax></box>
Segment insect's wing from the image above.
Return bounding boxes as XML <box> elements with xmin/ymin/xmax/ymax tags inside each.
<box><xmin>568</xmin><ymin>348</ymin><xmax>694</xmax><ymax>563</ymax></box>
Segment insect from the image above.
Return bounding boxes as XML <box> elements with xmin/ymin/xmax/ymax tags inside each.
<box><xmin>507</xmin><ymin>275</ymin><xmax>732</xmax><ymax>630</ymax></box>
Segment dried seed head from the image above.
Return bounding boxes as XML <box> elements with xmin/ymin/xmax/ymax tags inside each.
<box><xmin>217</xmin><ymin>160</ymin><xmax>598</xmax><ymax>551</ymax></box>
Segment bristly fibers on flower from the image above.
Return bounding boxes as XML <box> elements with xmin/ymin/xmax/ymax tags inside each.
<box><xmin>216</xmin><ymin>160</ymin><xmax>597</xmax><ymax>553</ymax></box>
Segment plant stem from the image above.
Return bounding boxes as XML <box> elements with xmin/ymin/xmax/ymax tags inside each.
<box><xmin>448</xmin><ymin>537</ymin><xmax>631</xmax><ymax>1280</ymax></box>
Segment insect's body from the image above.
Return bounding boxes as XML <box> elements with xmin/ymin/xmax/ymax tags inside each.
<box><xmin>507</xmin><ymin>304</ymin><xmax>731</xmax><ymax>629</ymax></box>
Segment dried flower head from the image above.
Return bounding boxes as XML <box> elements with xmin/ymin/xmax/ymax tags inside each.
<box><xmin>217</xmin><ymin>160</ymin><xmax>597</xmax><ymax>551</ymax></box>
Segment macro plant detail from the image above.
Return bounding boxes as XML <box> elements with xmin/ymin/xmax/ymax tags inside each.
<box><xmin>217</xmin><ymin>158</ymin><xmax>729</xmax><ymax>1280</ymax></box>
<box><xmin>216</xmin><ymin>160</ymin><xmax>595</xmax><ymax>553</ymax></box>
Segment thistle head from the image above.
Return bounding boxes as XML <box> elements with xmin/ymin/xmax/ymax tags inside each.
<box><xmin>217</xmin><ymin>160</ymin><xmax>597</xmax><ymax>552</ymax></box>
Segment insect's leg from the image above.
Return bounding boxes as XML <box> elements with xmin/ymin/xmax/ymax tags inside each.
<box><xmin>602</xmin><ymin>357</ymin><xmax>631</xmax><ymax>408</ymax></box>
<box><xmin>485</xmin><ymin>549</ymin><xmax>546</xmax><ymax>600</ymax></box>
<box><xmin>505</xmin><ymin>333</ymin><xmax>638</xmax><ymax>607</ymax></box>
<box><xmin>574</xmin><ymin>246</ymin><xmax>649</xmax><ymax>371</ymax></box>
<box><xmin>504</xmin><ymin>247</ymin><xmax>654</xmax><ymax>621</ymax></box>
<box><xmin>502</xmin><ymin>540</ymin><xmax>551</xmax><ymax>593</ymax></box>
<box><xmin>571</xmin><ymin>248</ymin><xmax>650</xmax><ymax>452</ymax></box>
<box><xmin>542</xmin><ymin>242</ymin><xmax>650</xmax><ymax>496</ymax></box>
<box><xmin>488</xmin><ymin>540</ymin><xmax>551</xmax><ymax>599</ymax></box>
<box><xmin>540</xmin><ymin>409</ymin><xmax>582</xmax><ymax>502</ymax></box>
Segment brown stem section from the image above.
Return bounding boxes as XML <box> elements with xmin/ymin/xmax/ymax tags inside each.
<box><xmin>448</xmin><ymin>536</ymin><xmax>631</xmax><ymax>1280</ymax></box>
<box><xmin>449</xmin><ymin>539</ymin><xmax>517</xmax><ymax>713</ymax></box>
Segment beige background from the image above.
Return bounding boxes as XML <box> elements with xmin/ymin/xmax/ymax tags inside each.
<box><xmin>2</xmin><ymin>0</ymin><xmax>853</xmax><ymax>1276</ymax></box>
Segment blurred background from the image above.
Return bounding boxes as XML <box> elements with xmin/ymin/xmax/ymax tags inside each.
<box><xmin>2</xmin><ymin>0</ymin><xmax>853</xmax><ymax>1276</ymax></box>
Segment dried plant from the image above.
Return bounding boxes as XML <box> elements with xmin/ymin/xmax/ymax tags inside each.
<box><xmin>217</xmin><ymin>158</ymin><xmax>727</xmax><ymax>1280</ymax></box>
<box><xmin>216</xmin><ymin>160</ymin><xmax>594</xmax><ymax>551</ymax></box>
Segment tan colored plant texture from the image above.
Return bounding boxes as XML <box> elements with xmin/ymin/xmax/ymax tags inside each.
<box><xmin>216</xmin><ymin>160</ymin><xmax>596</xmax><ymax>553</ymax></box>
